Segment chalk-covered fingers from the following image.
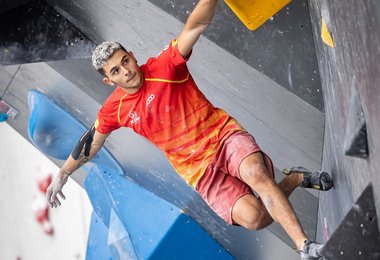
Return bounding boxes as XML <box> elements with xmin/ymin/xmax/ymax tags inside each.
<box><xmin>46</xmin><ymin>186</ymin><xmax>54</xmax><ymax>208</ymax></box>
<box><xmin>46</xmin><ymin>172</ymin><xmax>69</xmax><ymax>208</ymax></box>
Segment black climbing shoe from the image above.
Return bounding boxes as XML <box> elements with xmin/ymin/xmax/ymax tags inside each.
<box><xmin>282</xmin><ymin>166</ymin><xmax>333</xmax><ymax>191</ymax></box>
<box><xmin>300</xmin><ymin>240</ymin><xmax>325</xmax><ymax>260</ymax></box>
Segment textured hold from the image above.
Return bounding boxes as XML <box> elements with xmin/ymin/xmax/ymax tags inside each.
<box><xmin>224</xmin><ymin>0</ymin><xmax>292</xmax><ymax>30</ymax></box>
<box><xmin>321</xmin><ymin>18</ymin><xmax>334</xmax><ymax>48</ymax></box>
<box><xmin>344</xmin><ymin>81</ymin><xmax>368</xmax><ymax>158</ymax></box>
<box><xmin>321</xmin><ymin>184</ymin><xmax>380</xmax><ymax>259</ymax></box>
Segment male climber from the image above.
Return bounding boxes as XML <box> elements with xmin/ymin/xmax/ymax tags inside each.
<box><xmin>46</xmin><ymin>1</ymin><xmax>332</xmax><ymax>259</ymax></box>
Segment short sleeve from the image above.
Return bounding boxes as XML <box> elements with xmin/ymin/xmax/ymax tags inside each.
<box><xmin>156</xmin><ymin>39</ymin><xmax>192</xmax><ymax>69</ymax></box>
<box><xmin>95</xmin><ymin>106</ymin><xmax>120</xmax><ymax>134</ymax></box>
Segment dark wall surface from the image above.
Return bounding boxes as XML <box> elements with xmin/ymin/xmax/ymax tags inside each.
<box><xmin>0</xmin><ymin>0</ymin><xmax>31</xmax><ymax>13</ymax></box>
<box><xmin>0</xmin><ymin>0</ymin><xmax>95</xmax><ymax>65</ymax></box>
<box><xmin>308</xmin><ymin>0</ymin><xmax>380</xmax><ymax>241</ymax></box>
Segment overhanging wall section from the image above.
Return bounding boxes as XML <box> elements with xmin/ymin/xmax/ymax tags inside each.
<box><xmin>308</xmin><ymin>0</ymin><xmax>380</xmax><ymax>238</ymax></box>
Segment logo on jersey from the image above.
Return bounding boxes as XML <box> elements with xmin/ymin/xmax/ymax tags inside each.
<box><xmin>146</xmin><ymin>94</ymin><xmax>155</xmax><ymax>107</ymax></box>
<box><xmin>129</xmin><ymin>111</ymin><xmax>140</xmax><ymax>124</ymax></box>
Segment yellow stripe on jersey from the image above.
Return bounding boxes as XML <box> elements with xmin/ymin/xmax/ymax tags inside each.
<box><xmin>117</xmin><ymin>94</ymin><xmax>128</xmax><ymax>125</ymax></box>
<box><xmin>94</xmin><ymin>119</ymin><xmax>100</xmax><ymax>129</ymax></box>
<box><xmin>145</xmin><ymin>73</ymin><xmax>189</xmax><ymax>84</ymax></box>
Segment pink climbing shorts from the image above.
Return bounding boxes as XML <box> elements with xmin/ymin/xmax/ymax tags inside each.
<box><xmin>195</xmin><ymin>131</ymin><xmax>274</xmax><ymax>225</ymax></box>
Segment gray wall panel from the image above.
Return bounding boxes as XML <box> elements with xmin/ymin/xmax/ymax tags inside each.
<box><xmin>47</xmin><ymin>59</ymin><xmax>113</xmax><ymax>105</ymax></box>
<box><xmin>308</xmin><ymin>0</ymin><xmax>380</xmax><ymax>240</ymax></box>
<box><xmin>0</xmin><ymin>65</ymin><xmax>20</xmax><ymax>97</ymax></box>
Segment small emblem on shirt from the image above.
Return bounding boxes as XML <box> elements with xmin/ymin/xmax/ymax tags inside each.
<box><xmin>146</xmin><ymin>94</ymin><xmax>155</xmax><ymax>107</ymax></box>
<box><xmin>129</xmin><ymin>111</ymin><xmax>140</xmax><ymax>124</ymax></box>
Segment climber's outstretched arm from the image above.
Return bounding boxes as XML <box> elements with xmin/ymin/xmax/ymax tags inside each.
<box><xmin>177</xmin><ymin>0</ymin><xmax>218</xmax><ymax>58</ymax></box>
<box><xmin>46</xmin><ymin>127</ymin><xmax>110</xmax><ymax>208</ymax></box>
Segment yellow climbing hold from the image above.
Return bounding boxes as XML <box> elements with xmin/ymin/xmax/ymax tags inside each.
<box><xmin>224</xmin><ymin>0</ymin><xmax>292</xmax><ymax>30</ymax></box>
<box><xmin>321</xmin><ymin>18</ymin><xmax>334</xmax><ymax>48</ymax></box>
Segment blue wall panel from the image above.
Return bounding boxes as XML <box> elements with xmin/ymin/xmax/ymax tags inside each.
<box><xmin>86</xmin><ymin>211</ymin><xmax>113</xmax><ymax>260</ymax></box>
<box><xmin>84</xmin><ymin>165</ymin><xmax>233</xmax><ymax>259</ymax></box>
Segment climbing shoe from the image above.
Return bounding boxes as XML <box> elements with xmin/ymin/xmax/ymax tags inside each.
<box><xmin>282</xmin><ymin>166</ymin><xmax>333</xmax><ymax>191</ymax></box>
<box><xmin>300</xmin><ymin>240</ymin><xmax>325</xmax><ymax>260</ymax></box>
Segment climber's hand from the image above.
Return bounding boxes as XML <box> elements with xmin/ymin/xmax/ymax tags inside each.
<box><xmin>46</xmin><ymin>170</ymin><xmax>69</xmax><ymax>208</ymax></box>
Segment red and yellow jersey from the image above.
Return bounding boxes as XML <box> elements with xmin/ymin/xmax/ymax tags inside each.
<box><xmin>95</xmin><ymin>40</ymin><xmax>243</xmax><ymax>187</ymax></box>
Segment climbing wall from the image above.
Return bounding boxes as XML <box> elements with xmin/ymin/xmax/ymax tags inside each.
<box><xmin>6</xmin><ymin>0</ymin><xmax>377</xmax><ymax>259</ymax></box>
<box><xmin>0</xmin><ymin>0</ymin><xmax>327</xmax><ymax>258</ymax></box>
<box><xmin>308</xmin><ymin>0</ymin><xmax>380</xmax><ymax>257</ymax></box>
